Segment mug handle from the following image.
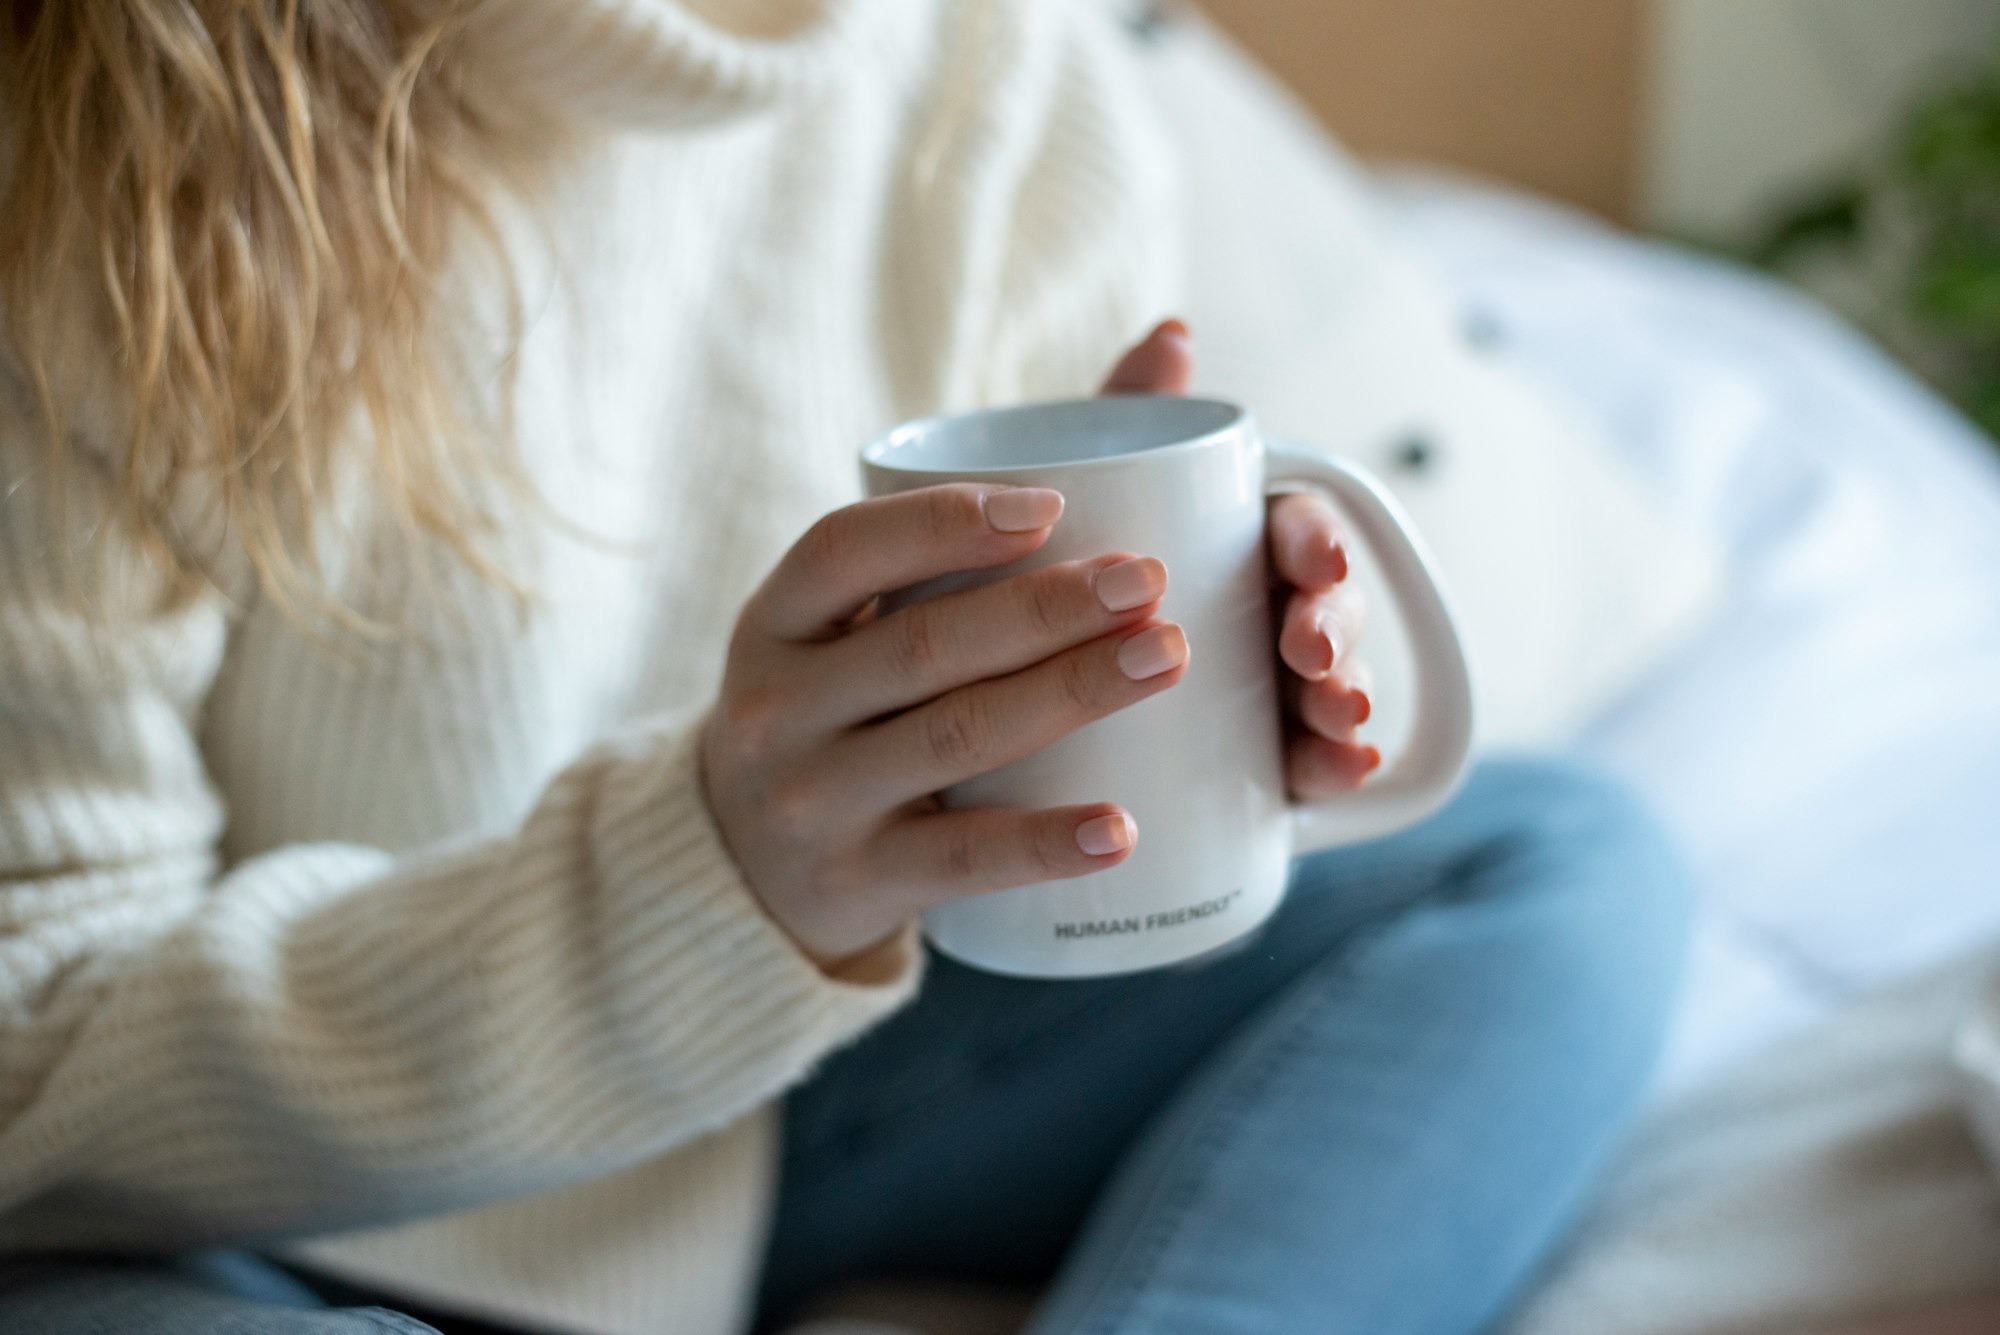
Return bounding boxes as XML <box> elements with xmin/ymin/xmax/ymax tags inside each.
<box><xmin>1266</xmin><ymin>438</ymin><xmax>1476</xmax><ymax>852</ymax></box>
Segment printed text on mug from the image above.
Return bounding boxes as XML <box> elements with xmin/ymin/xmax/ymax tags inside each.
<box><xmin>1052</xmin><ymin>889</ymin><xmax>1247</xmax><ymax>940</ymax></box>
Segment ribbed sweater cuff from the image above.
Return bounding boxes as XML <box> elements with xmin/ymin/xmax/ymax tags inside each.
<box><xmin>586</xmin><ymin>711</ymin><xmax>924</xmax><ymax>1092</ymax></box>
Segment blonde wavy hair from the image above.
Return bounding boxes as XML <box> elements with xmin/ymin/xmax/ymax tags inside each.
<box><xmin>1</xmin><ymin>0</ymin><xmax>539</xmax><ymax>629</ymax></box>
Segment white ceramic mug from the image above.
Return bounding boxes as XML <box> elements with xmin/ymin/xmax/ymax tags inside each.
<box><xmin>861</xmin><ymin>395</ymin><xmax>1474</xmax><ymax>978</ymax></box>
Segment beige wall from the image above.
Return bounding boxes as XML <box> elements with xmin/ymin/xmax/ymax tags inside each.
<box><xmin>1197</xmin><ymin>0</ymin><xmax>2000</xmax><ymax>239</ymax></box>
<box><xmin>1197</xmin><ymin>0</ymin><xmax>1646</xmax><ymax>221</ymax></box>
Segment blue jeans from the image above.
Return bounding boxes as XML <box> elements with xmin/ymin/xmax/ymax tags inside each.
<box><xmin>0</xmin><ymin>760</ymin><xmax>1690</xmax><ymax>1335</ymax></box>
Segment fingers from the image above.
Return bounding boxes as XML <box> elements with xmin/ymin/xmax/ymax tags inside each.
<box><xmin>1297</xmin><ymin>662</ymin><xmax>1374</xmax><ymax>742</ymax></box>
<box><xmin>1101</xmin><ymin>318</ymin><xmax>1195</xmax><ymax>395</ymax></box>
<box><xmin>814</xmin><ymin>553</ymin><xmax>1167</xmax><ymax>726</ymax></box>
<box><xmin>835</xmin><ymin>619</ymin><xmax>1189</xmax><ymax>810</ymax></box>
<box><xmin>1268</xmin><ymin>490</ymin><xmax>1350</xmax><ymax>592</ymax></box>
<box><xmin>1272</xmin><ymin>491</ymin><xmax>1371</xmax><ymax>796</ymax></box>
<box><xmin>754</xmin><ymin>484</ymin><xmax>1064</xmax><ymax>640</ymax></box>
<box><xmin>869</xmin><ymin>803</ymin><xmax>1138</xmax><ymax>909</ymax></box>
<box><xmin>1277</xmin><ymin>580</ymin><xmax>1366</xmax><ymax>681</ymax></box>
<box><xmin>1289</xmin><ymin>733</ymin><xmax>1382</xmax><ymax>797</ymax></box>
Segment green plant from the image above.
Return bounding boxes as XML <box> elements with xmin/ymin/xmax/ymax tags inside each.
<box><xmin>1752</xmin><ymin>45</ymin><xmax>2000</xmax><ymax>439</ymax></box>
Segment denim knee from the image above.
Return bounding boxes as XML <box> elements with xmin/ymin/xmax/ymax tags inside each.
<box><xmin>0</xmin><ymin>1259</ymin><xmax>440</xmax><ymax>1335</ymax></box>
<box><xmin>1460</xmin><ymin>755</ymin><xmax>1689</xmax><ymax>902</ymax></box>
<box><xmin>1449</xmin><ymin>756</ymin><xmax>1695</xmax><ymax>1054</ymax></box>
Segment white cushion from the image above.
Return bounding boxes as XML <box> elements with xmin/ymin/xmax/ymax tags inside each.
<box><xmin>1507</xmin><ymin>947</ymin><xmax>2000</xmax><ymax>1335</ymax></box>
<box><xmin>1385</xmin><ymin>169</ymin><xmax>2000</xmax><ymax>1094</ymax></box>
<box><xmin>1134</xmin><ymin>10</ymin><xmax>1723</xmax><ymax>751</ymax></box>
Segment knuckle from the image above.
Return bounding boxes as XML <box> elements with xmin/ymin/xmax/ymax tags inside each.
<box><xmin>923</xmin><ymin>697</ymin><xmax>994</xmax><ymax>771</ymax></box>
<box><xmin>1020</xmin><ymin>569</ymin><xmax>1071</xmax><ymax>638</ymax></box>
<box><xmin>1029</xmin><ymin>819</ymin><xmax>1073</xmax><ymax>878</ymax></box>
<box><xmin>719</xmin><ymin>685</ymin><xmax>789</xmax><ymax>761</ymax></box>
<box><xmin>940</xmin><ymin>824</ymin><xmax>982</xmax><ymax>882</ymax></box>
<box><xmin>1058</xmin><ymin>650</ymin><xmax>1106</xmax><ymax>716</ymax></box>
<box><xmin>926</xmin><ymin>485</ymin><xmax>984</xmax><ymax>546</ymax></box>
<box><xmin>763</xmin><ymin>775</ymin><xmax>828</xmax><ymax>844</ymax></box>
<box><xmin>885</xmin><ymin>606</ymin><xmax>944</xmax><ymax>684</ymax></box>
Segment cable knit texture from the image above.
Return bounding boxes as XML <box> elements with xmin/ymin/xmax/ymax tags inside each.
<box><xmin>0</xmin><ymin>2</ymin><xmax>1177</xmax><ymax>1331</ymax></box>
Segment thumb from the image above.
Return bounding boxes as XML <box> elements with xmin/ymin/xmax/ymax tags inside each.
<box><xmin>1100</xmin><ymin>318</ymin><xmax>1195</xmax><ymax>395</ymax></box>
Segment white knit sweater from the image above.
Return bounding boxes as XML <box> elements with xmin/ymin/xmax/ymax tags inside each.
<box><xmin>0</xmin><ymin>3</ymin><xmax>1176</xmax><ymax>1331</ymax></box>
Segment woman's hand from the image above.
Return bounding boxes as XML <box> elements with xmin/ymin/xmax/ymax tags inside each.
<box><xmin>702</xmin><ymin>319</ymin><xmax>1370</xmax><ymax>971</ymax></box>
<box><xmin>1103</xmin><ymin>321</ymin><xmax>1379</xmax><ymax>799</ymax></box>
<box><xmin>701</xmin><ymin>468</ymin><xmax>1188</xmax><ymax>970</ymax></box>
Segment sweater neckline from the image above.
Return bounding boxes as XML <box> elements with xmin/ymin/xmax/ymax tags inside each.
<box><xmin>467</xmin><ymin>0</ymin><xmax>877</xmax><ymax>129</ymax></box>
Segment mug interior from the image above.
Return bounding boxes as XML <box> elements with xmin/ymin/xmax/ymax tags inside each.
<box><xmin>866</xmin><ymin>396</ymin><xmax>1244</xmax><ymax>473</ymax></box>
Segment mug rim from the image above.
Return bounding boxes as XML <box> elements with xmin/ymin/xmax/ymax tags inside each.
<box><xmin>861</xmin><ymin>394</ymin><xmax>1251</xmax><ymax>476</ymax></box>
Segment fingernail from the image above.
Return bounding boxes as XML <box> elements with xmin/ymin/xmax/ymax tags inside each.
<box><xmin>1160</xmin><ymin>316</ymin><xmax>1192</xmax><ymax>341</ymax></box>
<box><xmin>1303</xmin><ymin>610</ymin><xmax>1337</xmax><ymax>680</ymax></box>
<box><xmin>1363</xmin><ymin>745</ymin><xmax>1383</xmax><ymax>771</ymax></box>
<box><xmin>1076</xmin><ymin>812</ymin><xmax>1136</xmax><ymax>856</ymax></box>
<box><xmin>1117</xmin><ymin>623</ymin><xmax>1188</xmax><ymax>680</ymax></box>
<box><xmin>985</xmin><ymin>487</ymin><xmax>1065</xmax><ymax>533</ymax></box>
<box><xmin>1330</xmin><ymin>542</ymin><xmax>1349</xmax><ymax>583</ymax></box>
<box><xmin>1094</xmin><ymin>557</ymin><xmax>1166</xmax><ymax>612</ymax></box>
<box><xmin>1352</xmin><ymin>689</ymin><xmax>1372</xmax><ymax>724</ymax></box>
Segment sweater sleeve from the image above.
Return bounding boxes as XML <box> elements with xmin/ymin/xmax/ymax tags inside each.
<box><xmin>0</xmin><ymin>407</ymin><xmax>922</xmax><ymax>1253</ymax></box>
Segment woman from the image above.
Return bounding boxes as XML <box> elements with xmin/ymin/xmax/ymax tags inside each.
<box><xmin>0</xmin><ymin>3</ymin><xmax>1689</xmax><ymax>1333</ymax></box>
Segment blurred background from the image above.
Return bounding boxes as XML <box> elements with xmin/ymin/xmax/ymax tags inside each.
<box><xmin>780</xmin><ymin>8</ymin><xmax>2000</xmax><ymax>1331</ymax></box>
<box><xmin>1157</xmin><ymin>6</ymin><xmax>2000</xmax><ymax>1328</ymax></box>
<box><xmin>798</xmin><ymin>9</ymin><xmax>2000</xmax><ymax>1333</ymax></box>
<box><xmin>1205</xmin><ymin>0</ymin><xmax>2000</xmax><ymax>435</ymax></box>
<box><xmin>1204</xmin><ymin>0</ymin><xmax>1991</xmax><ymax>233</ymax></box>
